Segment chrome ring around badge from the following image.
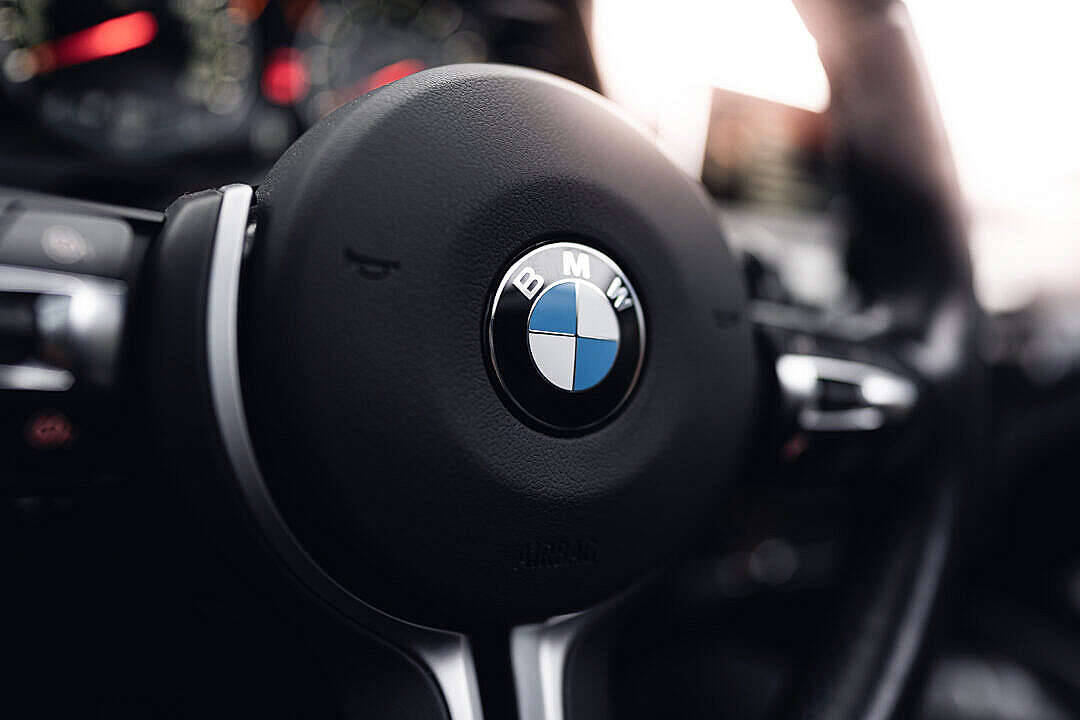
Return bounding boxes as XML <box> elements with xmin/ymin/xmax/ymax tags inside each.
<box><xmin>487</xmin><ymin>241</ymin><xmax>646</xmax><ymax>431</ymax></box>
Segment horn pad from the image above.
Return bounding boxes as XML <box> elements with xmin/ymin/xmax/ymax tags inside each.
<box><xmin>240</xmin><ymin>65</ymin><xmax>754</xmax><ymax>629</ymax></box>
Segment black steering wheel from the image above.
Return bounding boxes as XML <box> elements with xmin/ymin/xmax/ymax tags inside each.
<box><xmin>1</xmin><ymin>1</ymin><xmax>981</xmax><ymax>718</ymax></box>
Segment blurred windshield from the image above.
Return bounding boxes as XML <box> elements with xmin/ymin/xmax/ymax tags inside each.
<box><xmin>906</xmin><ymin>0</ymin><xmax>1080</xmax><ymax>311</ymax></box>
<box><xmin>591</xmin><ymin>0</ymin><xmax>1080</xmax><ymax>312</ymax></box>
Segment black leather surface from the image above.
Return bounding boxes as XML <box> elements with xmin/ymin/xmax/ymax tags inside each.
<box><xmin>242</xmin><ymin>65</ymin><xmax>756</xmax><ymax>629</ymax></box>
<box><xmin>142</xmin><ymin>190</ymin><xmax>452</xmax><ymax>720</ymax></box>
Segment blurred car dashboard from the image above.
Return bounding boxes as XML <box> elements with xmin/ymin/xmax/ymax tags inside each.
<box><xmin>0</xmin><ymin>0</ymin><xmax>599</xmax><ymax>209</ymax></box>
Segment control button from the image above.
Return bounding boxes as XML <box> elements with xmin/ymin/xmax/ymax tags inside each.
<box><xmin>0</xmin><ymin>210</ymin><xmax>134</xmax><ymax>279</ymax></box>
<box><xmin>24</xmin><ymin>410</ymin><xmax>76</xmax><ymax>451</ymax></box>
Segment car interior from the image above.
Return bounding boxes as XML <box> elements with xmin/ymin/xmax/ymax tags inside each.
<box><xmin>3</xmin><ymin>1</ymin><xmax>1080</xmax><ymax>719</ymax></box>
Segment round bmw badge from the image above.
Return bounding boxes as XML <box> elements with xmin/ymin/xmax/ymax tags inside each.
<box><xmin>488</xmin><ymin>241</ymin><xmax>646</xmax><ymax>431</ymax></box>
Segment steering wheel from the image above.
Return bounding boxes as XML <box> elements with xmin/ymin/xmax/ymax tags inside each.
<box><xmin>0</xmin><ymin>1</ymin><xmax>981</xmax><ymax>718</ymax></box>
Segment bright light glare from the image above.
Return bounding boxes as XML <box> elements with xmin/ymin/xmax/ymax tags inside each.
<box><xmin>904</xmin><ymin>0</ymin><xmax>1080</xmax><ymax>311</ymax></box>
<box><xmin>594</xmin><ymin>2</ymin><xmax>1080</xmax><ymax>312</ymax></box>
<box><xmin>591</xmin><ymin>0</ymin><xmax>828</xmax><ymax>177</ymax></box>
<box><xmin>860</xmin><ymin>374</ymin><xmax>917</xmax><ymax>408</ymax></box>
<box><xmin>775</xmin><ymin>355</ymin><xmax>818</xmax><ymax>397</ymax></box>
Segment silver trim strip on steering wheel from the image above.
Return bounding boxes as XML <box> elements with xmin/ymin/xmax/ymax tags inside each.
<box><xmin>511</xmin><ymin>612</ymin><xmax>593</xmax><ymax>720</ymax></box>
<box><xmin>205</xmin><ymin>184</ymin><xmax>484</xmax><ymax>720</ymax></box>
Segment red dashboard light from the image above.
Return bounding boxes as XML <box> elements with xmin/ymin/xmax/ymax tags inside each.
<box><xmin>262</xmin><ymin>48</ymin><xmax>310</xmax><ymax>106</ymax></box>
<box><xmin>361</xmin><ymin>59</ymin><xmax>427</xmax><ymax>94</ymax></box>
<box><xmin>32</xmin><ymin>11</ymin><xmax>158</xmax><ymax>76</ymax></box>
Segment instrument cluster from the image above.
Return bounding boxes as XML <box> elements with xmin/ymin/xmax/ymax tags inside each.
<box><xmin>0</xmin><ymin>0</ymin><xmax>599</xmax><ymax>207</ymax></box>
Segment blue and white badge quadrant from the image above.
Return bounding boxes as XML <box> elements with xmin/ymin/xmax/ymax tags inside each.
<box><xmin>527</xmin><ymin>280</ymin><xmax>621</xmax><ymax>391</ymax></box>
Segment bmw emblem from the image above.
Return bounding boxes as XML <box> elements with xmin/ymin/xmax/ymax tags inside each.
<box><xmin>487</xmin><ymin>241</ymin><xmax>646</xmax><ymax>431</ymax></box>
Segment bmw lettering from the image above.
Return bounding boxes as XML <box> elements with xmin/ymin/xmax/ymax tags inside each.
<box><xmin>488</xmin><ymin>242</ymin><xmax>646</xmax><ymax>431</ymax></box>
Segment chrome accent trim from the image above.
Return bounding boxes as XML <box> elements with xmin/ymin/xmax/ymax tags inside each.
<box><xmin>776</xmin><ymin>353</ymin><xmax>918</xmax><ymax>431</ymax></box>
<box><xmin>0</xmin><ymin>264</ymin><xmax>122</xmax><ymax>295</ymax></box>
<box><xmin>0</xmin><ymin>263</ymin><xmax>127</xmax><ymax>388</ymax></box>
<box><xmin>511</xmin><ymin>612</ymin><xmax>594</xmax><ymax>720</ymax></box>
<box><xmin>0</xmin><ymin>361</ymin><xmax>74</xmax><ymax>391</ymax></box>
<box><xmin>205</xmin><ymin>184</ymin><xmax>484</xmax><ymax>720</ymax></box>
